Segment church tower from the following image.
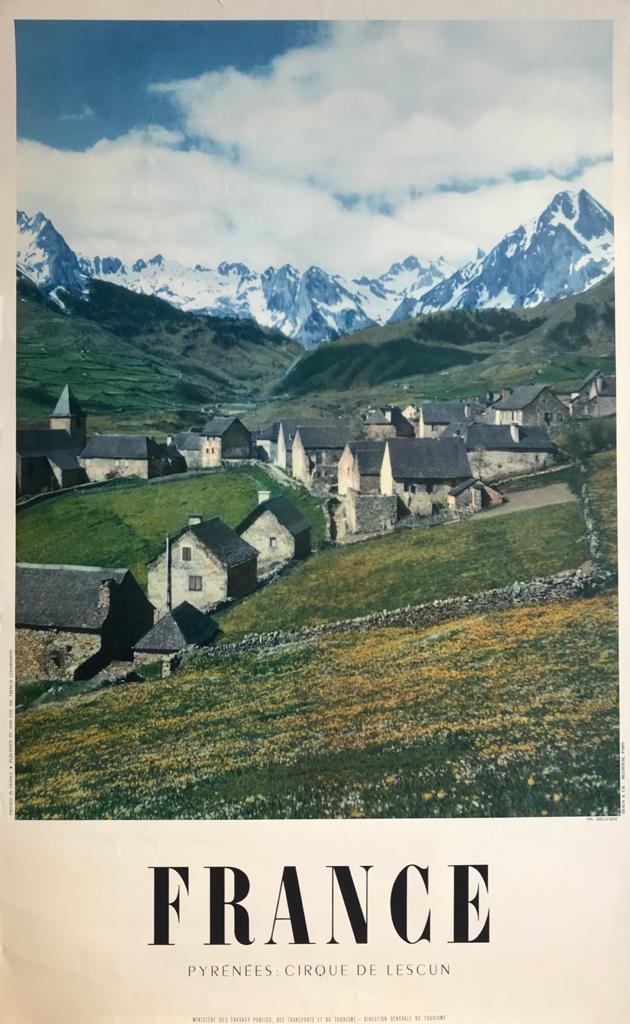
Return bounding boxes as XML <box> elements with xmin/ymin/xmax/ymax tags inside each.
<box><xmin>49</xmin><ymin>385</ymin><xmax>86</xmax><ymax>447</ymax></box>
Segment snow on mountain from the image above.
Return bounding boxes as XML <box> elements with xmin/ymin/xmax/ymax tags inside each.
<box><xmin>16</xmin><ymin>188</ymin><xmax>613</xmax><ymax>346</ymax></box>
<box><xmin>416</xmin><ymin>189</ymin><xmax>614</xmax><ymax>315</ymax></box>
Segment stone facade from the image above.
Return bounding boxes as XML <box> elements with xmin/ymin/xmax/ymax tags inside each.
<box><xmin>467</xmin><ymin>446</ymin><xmax>555</xmax><ymax>481</ymax></box>
<box><xmin>80</xmin><ymin>456</ymin><xmax>151</xmax><ymax>482</ymax></box>
<box><xmin>239</xmin><ymin>509</ymin><xmax>303</xmax><ymax>575</ymax></box>
<box><xmin>570</xmin><ymin>373</ymin><xmax>616</xmax><ymax>419</ymax></box>
<box><xmin>493</xmin><ymin>388</ymin><xmax>568</xmax><ymax>427</ymax></box>
<box><xmin>344</xmin><ymin>492</ymin><xmax>398</xmax><ymax>535</ymax></box>
<box><xmin>16</xmin><ymin>627</ymin><xmax>102</xmax><ymax>683</ymax></box>
<box><xmin>292</xmin><ymin>434</ymin><xmax>345</xmax><ymax>491</ymax></box>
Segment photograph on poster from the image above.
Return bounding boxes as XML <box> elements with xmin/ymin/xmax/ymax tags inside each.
<box><xmin>13</xmin><ymin>18</ymin><xmax>619</xmax><ymax>821</ymax></box>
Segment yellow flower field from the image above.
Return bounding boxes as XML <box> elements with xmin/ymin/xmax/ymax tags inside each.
<box><xmin>16</xmin><ymin>591</ymin><xmax>619</xmax><ymax>820</ymax></box>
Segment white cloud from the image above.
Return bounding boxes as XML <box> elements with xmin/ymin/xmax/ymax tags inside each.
<box><xmin>18</xmin><ymin>20</ymin><xmax>613</xmax><ymax>277</ymax></box>
<box><xmin>59</xmin><ymin>104</ymin><xmax>95</xmax><ymax>123</ymax></box>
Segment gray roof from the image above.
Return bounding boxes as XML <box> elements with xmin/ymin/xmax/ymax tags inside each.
<box><xmin>172</xmin><ymin>431</ymin><xmax>202</xmax><ymax>451</ymax></box>
<box><xmin>596</xmin><ymin>374</ymin><xmax>616</xmax><ymax>398</ymax></box>
<box><xmin>135</xmin><ymin>601</ymin><xmax>218</xmax><ymax>653</ymax></box>
<box><xmin>178</xmin><ymin>516</ymin><xmax>257</xmax><ymax>567</ymax></box>
<box><xmin>492</xmin><ymin>385</ymin><xmax>549</xmax><ymax>410</ymax></box>
<box><xmin>16</xmin><ymin>563</ymin><xmax>128</xmax><ymax>631</ymax></box>
<box><xmin>421</xmin><ymin>400</ymin><xmax>470</xmax><ymax>424</ymax></box>
<box><xmin>348</xmin><ymin>441</ymin><xmax>386</xmax><ymax>476</ymax></box>
<box><xmin>46</xmin><ymin>451</ymin><xmax>82</xmax><ymax>472</ymax></box>
<box><xmin>460</xmin><ymin>423</ymin><xmax>556</xmax><ymax>453</ymax></box>
<box><xmin>295</xmin><ymin>424</ymin><xmax>353</xmax><ymax>451</ymax></box>
<box><xmin>50</xmin><ymin>384</ymin><xmax>84</xmax><ymax>418</ymax></box>
<box><xmin>202</xmin><ymin>416</ymin><xmax>249</xmax><ymax>437</ymax></box>
<box><xmin>278</xmin><ymin>419</ymin><xmax>331</xmax><ymax>443</ymax></box>
<box><xmin>386</xmin><ymin>437</ymin><xmax>471</xmax><ymax>480</ymax></box>
<box><xmin>254</xmin><ymin>423</ymin><xmax>279</xmax><ymax>442</ymax></box>
<box><xmin>449</xmin><ymin>477</ymin><xmax>478</xmax><ymax>497</ymax></box>
<box><xmin>17</xmin><ymin>428</ymin><xmax>82</xmax><ymax>458</ymax></box>
<box><xmin>237</xmin><ymin>494</ymin><xmax>311</xmax><ymax>537</ymax></box>
<box><xmin>81</xmin><ymin>434</ymin><xmax>161</xmax><ymax>460</ymax></box>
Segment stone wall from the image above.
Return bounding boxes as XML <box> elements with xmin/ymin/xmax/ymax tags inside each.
<box><xmin>346</xmin><ymin>492</ymin><xmax>398</xmax><ymax>535</ymax></box>
<box><xmin>467</xmin><ymin>448</ymin><xmax>555</xmax><ymax>481</ymax></box>
<box><xmin>183</xmin><ymin>567</ymin><xmax>596</xmax><ymax>666</ymax></box>
<box><xmin>16</xmin><ymin>627</ymin><xmax>102</xmax><ymax>682</ymax></box>
<box><xmin>240</xmin><ymin>511</ymin><xmax>295</xmax><ymax>575</ymax></box>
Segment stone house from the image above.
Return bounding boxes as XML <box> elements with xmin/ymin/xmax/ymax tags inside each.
<box><xmin>292</xmin><ymin>424</ymin><xmax>354</xmax><ymax>491</ymax></box>
<box><xmin>16</xmin><ymin>385</ymin><xmax>88</xmax><ymax>497</ymax></box>
<box><xmin>337</xmin><ymin>441</ymin><xmax>386</xmax><ymax>496</ymax></box>
<box><xmin>448</xmin><ymin>423</ymin><xmax>557</xmax><ymax>481</ymax></box>
<box><xmin>417</xmin><ymin>400</ymin><xmax>473</xmax><ymax>438</ymax></box>
<box><xmin>134</xmin><ymin>601</ymin><xmax>218</xmax><ymax>668</ymax></box>
<box><xmin>167</xmin><ymin>430</ymin><xmax>205</xmax><ymax>470</ymax></box>
<box><xmin>15</xmin><ymin>563</ymin><xmax>154</xmax><ymax>682</ymax></box>
<box><xmin>490</xmin><ymin>385</ymin><xmax>568</xmax><ymax>427</ymax></box>
<box><xmin>402</xmin><ymin>404</ymin><xmax>420</xmax><ymax>427</ymax></box>
<box><xmin>380</xmin><ymin>437</ymin><xmax>472</xmax><ymax>516</ymax></box>
<box><xmin>275</xmin><ymin>419</ymin><xmax>324</xmax><ymax>472</ymax></box>
<box><xmin>201</xmin><ymin>416</ymin><xmax>252</xmax><ymax>464</ymax></box>
<box><xmin>364</xmin><ymin>405</ymin><xmax>415</xmax><ymax>440</ymax></box>
<box><xmin>237</xmin><ymin>493</ymin><xmax>312</xmax><ymax>575</ymax></box>
<box><xmin>569</xmin><ymin>370</ymin><xmax>616</xmax><ymax>419</ymax></box>
<box><xmin>147</xmin><ymin>514</ymin><xmax>258</xmax><ymax>617</ymax></box>
<box><xmin>253</xmin><ymin>423</ymin><xmax>278</xmax><ymax>463</ymax></box>
<box><xmin>80</xmin><ymin>434</ymin><xmax>169</xmax><ymax>482</ymax></box>
<box><xmin>447</xmin><ymin>478</ymin><xmax>504</xmax><ymax>513</ymax></box>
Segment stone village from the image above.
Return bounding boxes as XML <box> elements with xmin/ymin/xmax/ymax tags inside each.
<box><xmin>15</xmin><ymin>370</ymin><xmax>616</xmax><ymax>683</ymax></box>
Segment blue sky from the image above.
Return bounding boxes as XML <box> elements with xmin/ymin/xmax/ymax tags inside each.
<box><xmin>16</xmin><ymin>19</ymin><xmax>613</xmax><ymax>276</ymax></box>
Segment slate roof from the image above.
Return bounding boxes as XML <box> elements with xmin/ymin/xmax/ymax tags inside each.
<box><xmin>172</xmin><ymin>431</ymin><xmax>202</xmax><ymax>451</ymax></box>
<box><xmin>449</xmin><ymin>477</ymin><xmax>478</xmax><ymax>497</ymax></box>
<box><xmin>50</xmin><ymin>384</ymin><xmax>84</xmax><ymax>418</ymax></box>
<box><xmin>596</xmin><ymin>375</ymin><xmax>616</xmax><ymax>397</ymax></box>
<box><xmin>277</xmin><ymin>419</ymin><xmax>329</xmax><ymax>443</ymax></box>
<box><xmin>491</xmin><ymin>385</ymin><xmax>549</xmax><ymax>411</ymax></box>
<box><xmin>421</xmin><ymin>400</ymin><xmax>470</xmax><ymax>424</ymax></box>
<box><xmin>254</xmin><ymin>423</ymin><xmax>279</xmax><ymax>442</ymax></box>
<box><xmin>386</xmin><ymin>437</ymin><xmax>471</xmax><ymax>480</ymax></box>
<box><xmin>16</xmin><ymin>563</ymin><xmax>128</xmax><ymax>631</ymax></box>
<box><xmin>202</xmin><ymin>416</ymin><xmax>248</xmax><ymax>437</ymax></box>
<box><xmin>81</xmin><ymin>434</ymin><xmax>161</xmax><ymax>460</ymax></box>
<box><xmin>17</xmin><ymin>428</ymin><xmax>82</xmax><ymax>458</ymax></box>
<box><xmin>47</xmin><ymin>451</ymin><xmax>82</xmax><ymax>472</ymax></box>
<box><xmin>176</xmin><ymin>516</ymin><xmax>258</xmax><ymax>567</ymax></box>
<box><xmin>459</xmin><ymin>423</ymin><xmax>556</xmax><ymax>453</ymax></box>
<box><xmin>135</xmin><ymin>601</ymin><xmax>218</xmax><ymax>653</ymax></box>
<box><xmin>348</xmin><ymin>441</ymin><xmax>386</xmax><ymax>476</ymax></box>
<box><xmin>295</xmin><ymin>424</ymin><xmax>353</xmax><ymax>450</ymax></box>
<box><xmin>237</xmin><ymin>494</ymin><xmax>311</xmax><ymax>538</ymax></box>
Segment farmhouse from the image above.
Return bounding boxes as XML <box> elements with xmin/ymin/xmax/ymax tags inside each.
<box><xmin>201</xmin><ymin>416</ymin><xmax>252</xmax><ymax>465</ymax></box>
<box><xmin>15</xmin><ymin>562</ymin><xmax>154</xmax><ymax>682</ymax></box>
<box><xmin>275</xmin><ymin>419</ymin><xmax>324</xmax><ymax>472</ymax></box>
<box><xmin>253</xmin><ymin>423</ymin><xmax>278</xmax><ymax>463</ymax></box>
<box><xmin>80</xmin><ymin>434</ymin><xmax>169</xmax><ymax>481</ymax></box>
<box><xmin>16</xmin><ymin>385</ymin><xmax>87</xmax><ymax>497</ymax></box>
<box><xmin>381</xmin><ymin>437</ymin><xmax>472</xmax><ymax>516</ymax></box>
<box><xmin>292</xmin><ymin>424</ymin><xmax>354</xmax><ymax>491</ymax></box>
<box><xmin>168</xmin><ymin>430</ymin><xmax>205</xmax><ymax>470</ymax></box>
<box><xmin>417</xmin><ymin>401</ymin><xmax>474</xmax><ymax>438</ymax></box>
<box><xmin>490</xmin><ymin>385</ymin><xmax>567</xmax><ymax>427</ymax></box>
<box><xmin>364</xmin><ymin>405</ymin><xmax>415</xmax><ymax>439</ymax></box>
<box><xmin>147</xmin><ymin>514</ymin><xmax>258</xmax><ymax>616</ymax></box>
<box><xmin>570</xmin><ymin>370</ymin><xmax>616</xmax><ymax>419</ymax></box>
<box><xmin>337</xmin><ymin>441</ymin><xmax>386</xmax><ymax>496</ymax></box>
<box><xmin>134</xmin><ymin>601</ymin><xmax>218</xmax><ymax>667</ymax></box>
<box><xmin>448</xmin><ymin>423</ymin><xmax>557</xmax><ymax>481</ymax></box>
<box><xmin>238</xmin><ymin>493</ymin><xmax>312</xmax><ymax>575</ymax></box>
<box><xmin>447</xmin><ymin>478</ymin><xmax>504</xmax><ymax>513</ymax></box>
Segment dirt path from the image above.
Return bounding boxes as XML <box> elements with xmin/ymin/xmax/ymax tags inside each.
<box><xmin>480</xmin><ymin>482</ymin><xmax>577</xmax><ymax>518</ymax></box>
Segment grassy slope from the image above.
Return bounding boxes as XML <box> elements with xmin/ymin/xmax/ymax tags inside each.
<box><xmin>584</xmin><ymin>450</ymin><xmax>618</xmax><ymax>571</ymax></box>
<box><xmin>16</xmin><ymin>467</ymin><xmax>326</xmax><ymax>589</ymax></box>
<box><xmin>276</xmin><ymin>275</ymin><xmax>615</xmax><ymax>404</ymax></box>
<box><xmin>15</xmin><ymin>591</ymin><xmax>619</xmax><ymax>819</ymax></box>
<box><xmin>219</xmin><ymin>502</ymin><xmax>588</xmax><ymax>637</ymax></box>
<box><xmin>17</xmin><ymin>277</ymin><xmax>301</xmax><ymax>429</ymax></box>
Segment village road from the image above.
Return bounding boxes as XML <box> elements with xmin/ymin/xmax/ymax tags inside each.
<box><xmin>480</xmin><ymin>482</ymin><xmax>577</xmax><ymax>518</ymax></box>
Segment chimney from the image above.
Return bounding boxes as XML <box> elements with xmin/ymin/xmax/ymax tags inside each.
<box><xmin>464</xmin><ymin>403</ymin><xmax>471</xmax><ymax>419</ymax></box>
<box><xmin>188</xmin><ymin>513</ymin><xmax>203</xmax><ymax>526</ymax></box>
<box><xmin>510</xmin><ymin>423</ymin><xmax>520</xmax><ymax>443</ymax></box>
<box><xmin>165</xmin><ymin>535</ymin><xmax>172</xmax><ymax>612</ymax></box>
<box><xmin>501</xmin><ymin>387</ymin><xmax>513</xmax><ymax>401</ymax></box>
<box><xmin>166</xmin><ymin>434</ymin><xmax>173</xmax><ymax>446</ymax></box>
<box><xmin>257</xmin><ymin>489</ymin><xmax>271</xmax><ymax>505</ymax></box>
<box><xmin>98</xmin><ymin>579</ymin><xmax>114</xmax><ymax>611</ymax></box>
<box><xmin>384</xmin><ymin>407</ymin><xmax>392</xmax><ymax>422</ymax></box>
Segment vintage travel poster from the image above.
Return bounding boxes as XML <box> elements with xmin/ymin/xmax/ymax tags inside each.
<box><xmin>1</xmin><ymin>0</ymin><xmax>629</xmax><ymax>1021</ymax></box>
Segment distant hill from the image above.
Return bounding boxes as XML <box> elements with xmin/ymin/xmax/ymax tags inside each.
<box><xmin>17</xmin><ymin>275</ymin><xmax>301</xmax><ymax>427</ymax></box>
<box><xmin>277</xmin><ymin>274</ymin><xmax>615</xmax><ymax>397</ymax></box>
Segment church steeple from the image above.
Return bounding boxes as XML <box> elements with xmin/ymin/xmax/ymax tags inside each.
<box><xmin>49</xmin><ymin>385</ymin><xmax>86</xmax><ymax>446</ymax></box>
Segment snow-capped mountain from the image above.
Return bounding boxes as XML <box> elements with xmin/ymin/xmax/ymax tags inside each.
<box><xmin>16</xmin><ymin>188</ymin><xmax>614</xmax><ymax>346</ymax></box>
<box><xmin>417</xmin><ymin>189</ymin><xmax>613</xmax><ymax>314</ymax></box>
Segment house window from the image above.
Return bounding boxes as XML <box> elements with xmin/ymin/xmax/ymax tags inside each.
<box><xmin>269</xmin><ymin>536</ymin><xmax>277</xmax><ymax>549</ymax></box>
<box><xmin>182</xmin><ymin>545</ymin><xmax>192</xmax><ymax>561</ymax></box>
<box><xmin>188</xmin><ymin>575</ymin><xmax>202</xmax><ymax>591</ymax></box>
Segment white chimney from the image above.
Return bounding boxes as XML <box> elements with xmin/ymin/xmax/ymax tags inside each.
<box><xmin>510</xmin><ymin>423</ymin><xmax>520</xmax><ymax>443</ymax></box>
<box><xmin>188</xmin><ymin>513</ymin><xmax>203</xmax><ymax>526</ymax></box>
<box><xmin>257</xmin><ymin>489</ymin><xmax>271</xmax><ymax>505</ymax></box>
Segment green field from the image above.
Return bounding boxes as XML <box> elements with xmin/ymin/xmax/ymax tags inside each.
<box><xmin>584</xmin><ymin>449</ymin><xmax>618</xmax><ymax>571</ymax></box>
<box><xmin>15</xmin><ymin>591</ymin><xmax>619</xmax><ymax>819</ymax></box>
<box><xmin>218</xmin><ymin>501</ymin><xmax>589</xmax><ymax>637</ymax></box>
<box><xmin>16</xmin><ymin>467</ymin><xmax>326</xmax><ymax>588</ymax></box>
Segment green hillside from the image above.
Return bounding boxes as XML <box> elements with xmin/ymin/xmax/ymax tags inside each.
<box><xmin>277</xmin><ymin>275</ymin><xmax>615</xmax><ymax>400</ymax></box>
<box><xmin>17</xmin><ymin>276</ymin><xmax>301</xmax><ymax>430</ymax></box>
